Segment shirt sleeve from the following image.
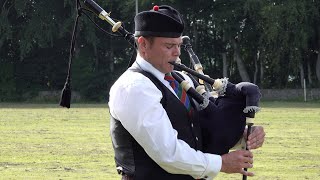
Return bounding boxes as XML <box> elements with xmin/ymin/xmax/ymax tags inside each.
<box><xmin>109</xmin><ymin>73</ymin><xmax>221</xmax><ymax>179</ymax></box>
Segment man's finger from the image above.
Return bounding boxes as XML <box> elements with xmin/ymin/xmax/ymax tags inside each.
<box><xmin>243</xmin><ymin>157</ymin><xmax>254</xmax><ymax>164</ymax></box>
<box><xmin>242</xmin><ymin>150</ymin><xmax>253</xmax><ymax>158</ymax></box>
<box><xmin>241</xmin><ymin>169</ymin><xmax>255</xmax><ymax>177</ymax></box>
<box><xmin>248</xmin><ymin>127</ymin><xmax>265</xmax><ymax>140</ymax></box>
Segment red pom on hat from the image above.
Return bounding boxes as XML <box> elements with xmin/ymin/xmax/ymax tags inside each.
<box><xmin>153</xmin><ymin>5</ymin><xmax>159</xmax><ymax>11</ymax></box>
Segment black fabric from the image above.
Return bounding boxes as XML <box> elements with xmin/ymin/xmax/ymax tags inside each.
<box><xmin>200</xmin><ymin>95</ymin><xmax>246</xmax><ymax>155</ymax></box>
<box><xmin>200</xmin><ymin>82</ymin><xmax>261</xmax><ymax>155</ymax></box>
<box><xmin>127</xmin><ymin>50</ymin><xmax>137</xmax><ymax>68</ymax></box>
<box><xmin>59</xmin><ymin>3</ymin><xmax>82</xmax><ymax>108</ymax></box>
<box><xmin>110</xmin><ymin>69</ymin><xmax>201</xmax><ymax>180</ymax></box>
<box><xmin>122</xmin><ymin>175</ymin><xmax>134</xmax><ymax>180</ymax></box>
<box><xmin>59</xmin><ymin>81</ymin><xmax>71</xmax><ymax>108</ymax></box>
<box><xmin>134</xmin><ymin>5</ymin><xmax>184</xmax><ymax>38</ymax></box>
<box><xmin>225</xmin><ymin>82</ymin><xmax>261</xmax><ymax>118</ymax></box>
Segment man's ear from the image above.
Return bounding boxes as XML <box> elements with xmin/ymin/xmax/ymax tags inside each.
<box><xmin>138</xmin><ymin>36</ymin><xmax>144</xmax><ymax>44</ymax></box>
<box><xmin>138</xmin><ymin>36</ymin><xmax>146</xmax><ymax>48</ymax></box>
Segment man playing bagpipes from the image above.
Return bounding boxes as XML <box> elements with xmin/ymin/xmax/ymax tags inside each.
<box><xmin>109</xmin><ymin>5</ymin><xmax>265</xmax><ymax>180</ymax></box>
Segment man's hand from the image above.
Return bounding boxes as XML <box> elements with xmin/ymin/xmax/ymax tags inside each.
<box><xmin>220</xmin><ymin>150</ymin><xmax>254</xmax><ymax>176</ymax></box>
<box><xmin>244</xmin><ymin>126</ymin><xmax>265</xmax><ymax>150</ymax></box>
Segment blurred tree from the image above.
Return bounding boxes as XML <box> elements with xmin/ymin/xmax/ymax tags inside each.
<box><xmin>0</xmin><ymin>0</ymin><xmax>319</xmax><ymax>102</ymax></box>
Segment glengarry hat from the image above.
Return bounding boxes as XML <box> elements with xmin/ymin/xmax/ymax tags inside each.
<box><xmin>134</xmin><ymin>5</ymin><xmax>184</xmax><ymax>38</ymax></box>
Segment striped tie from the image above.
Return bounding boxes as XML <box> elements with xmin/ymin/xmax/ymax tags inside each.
<box><xmin>164</xmin><ymin>73</ymin><xmax>192</xmax><ymax>114</ymax></box>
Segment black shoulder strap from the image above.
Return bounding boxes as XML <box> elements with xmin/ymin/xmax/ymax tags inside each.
<box><xmin>130</xmin><ymin>68</ymin><xmax>167</xmax><ymax>106</ymax></box>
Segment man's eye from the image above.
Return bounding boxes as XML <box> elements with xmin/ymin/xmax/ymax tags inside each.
<box><xmin>166</xmin><ymin>45</ymin><xmax>174</xmax><ymax>49</ymax></box>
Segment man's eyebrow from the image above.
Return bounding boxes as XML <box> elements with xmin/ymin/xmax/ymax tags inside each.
<box><xmin>164</xmin><ymin>42</ymin><xmax>182</xmax><ymax>46</ymax></box>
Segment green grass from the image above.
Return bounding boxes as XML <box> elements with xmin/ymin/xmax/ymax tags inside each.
<box><xmin>0</xmin><ymin>102</ymin><xmax>319</xmax><ymax>179</ymax></box>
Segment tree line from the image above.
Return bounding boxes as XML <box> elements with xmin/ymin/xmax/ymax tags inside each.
<box><xmin>0</xmin><ymin>0</ymin><xmax>319</xmax><ymax>102</ymax></box>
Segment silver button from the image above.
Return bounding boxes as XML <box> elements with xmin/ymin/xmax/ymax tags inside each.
<box><xmin>196</xmin><ymin>137</ymin><xmax>198</xmax><ymax>141</ymax></box>
<box><xmin>191</xmin><ymin>123</ymin><xmax>194</xmax><ymax>128</ymax></box>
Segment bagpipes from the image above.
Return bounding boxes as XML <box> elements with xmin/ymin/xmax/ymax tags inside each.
<box><xmin>171</xmin><ymin>36</ymin><xmax>262</xmax><ymax>155</ymax></box>
<box><xmin>170</xmin><ymin>59</ymin><xmax>261</xmax><ymax>154</ymax></box>
<box><xmin>61</xmin><ymin>1</ymin><xmax>261</xmax><ymax>179</ymax></box>
<box><xmin>172</xmin><ymin>36</ymin><xmax>261</xmax><ymax>180</ymax></box>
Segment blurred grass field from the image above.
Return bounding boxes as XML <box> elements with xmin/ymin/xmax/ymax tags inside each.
<box><xmin>0</xmin><ymin>102</ymin><xmax>319</xmax><ymax>179</ymax></box>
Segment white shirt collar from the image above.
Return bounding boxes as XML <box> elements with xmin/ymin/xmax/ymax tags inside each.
<box><xmin>130</xmin><ymin>53</ymin><xmax>177</xmax><ymax>96</ymax></box>
<box><xmin>133</xmin><ymin>53</ymin><xmax>165</xmax><ymax>82</ymax></box>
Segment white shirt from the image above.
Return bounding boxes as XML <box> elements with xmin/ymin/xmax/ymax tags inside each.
<box><xmin>108</xmin><ymin>54</ymin><xmax>222</xmax><ymax>179</ymax></box>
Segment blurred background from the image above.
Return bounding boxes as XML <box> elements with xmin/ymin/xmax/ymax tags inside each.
<box><xmin>1</xmin><ymin>0</ymin><xmax>319</xmax><ymax>103</ymax></box>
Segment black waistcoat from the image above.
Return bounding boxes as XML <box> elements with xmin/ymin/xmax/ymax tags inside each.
<box><xmin>110</xmin><ymin>69</ymin><xmax>202</xmax><ymax>180</ymax></box>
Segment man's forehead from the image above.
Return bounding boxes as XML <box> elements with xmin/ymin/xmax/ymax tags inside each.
<box><xmin>155</xmin><ymin>37</ymin><xmax>182</xmax><ymax>44</ymax></box>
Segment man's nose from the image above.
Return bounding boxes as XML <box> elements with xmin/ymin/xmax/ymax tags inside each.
<box><xmin>173</xmin><ymin>45</ymin><xmax>181</xmax><ymax>56</ymax></box>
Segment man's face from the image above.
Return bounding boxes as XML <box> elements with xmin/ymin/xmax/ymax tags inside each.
<box><xmin>141</xmin><ymin>37</ymin><xmax>182</xmax><ymax>74</ymax></box>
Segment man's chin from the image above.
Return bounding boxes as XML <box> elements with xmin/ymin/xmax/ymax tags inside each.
<box><xmin>163</xmin><ymin>68</ymin><xmax>173</xmax><ymax>74</ymax></box>
<box><xmin>168</xmin><ymin>65</ymin><xmax>175</xmax><ymax>72</ymax></box>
